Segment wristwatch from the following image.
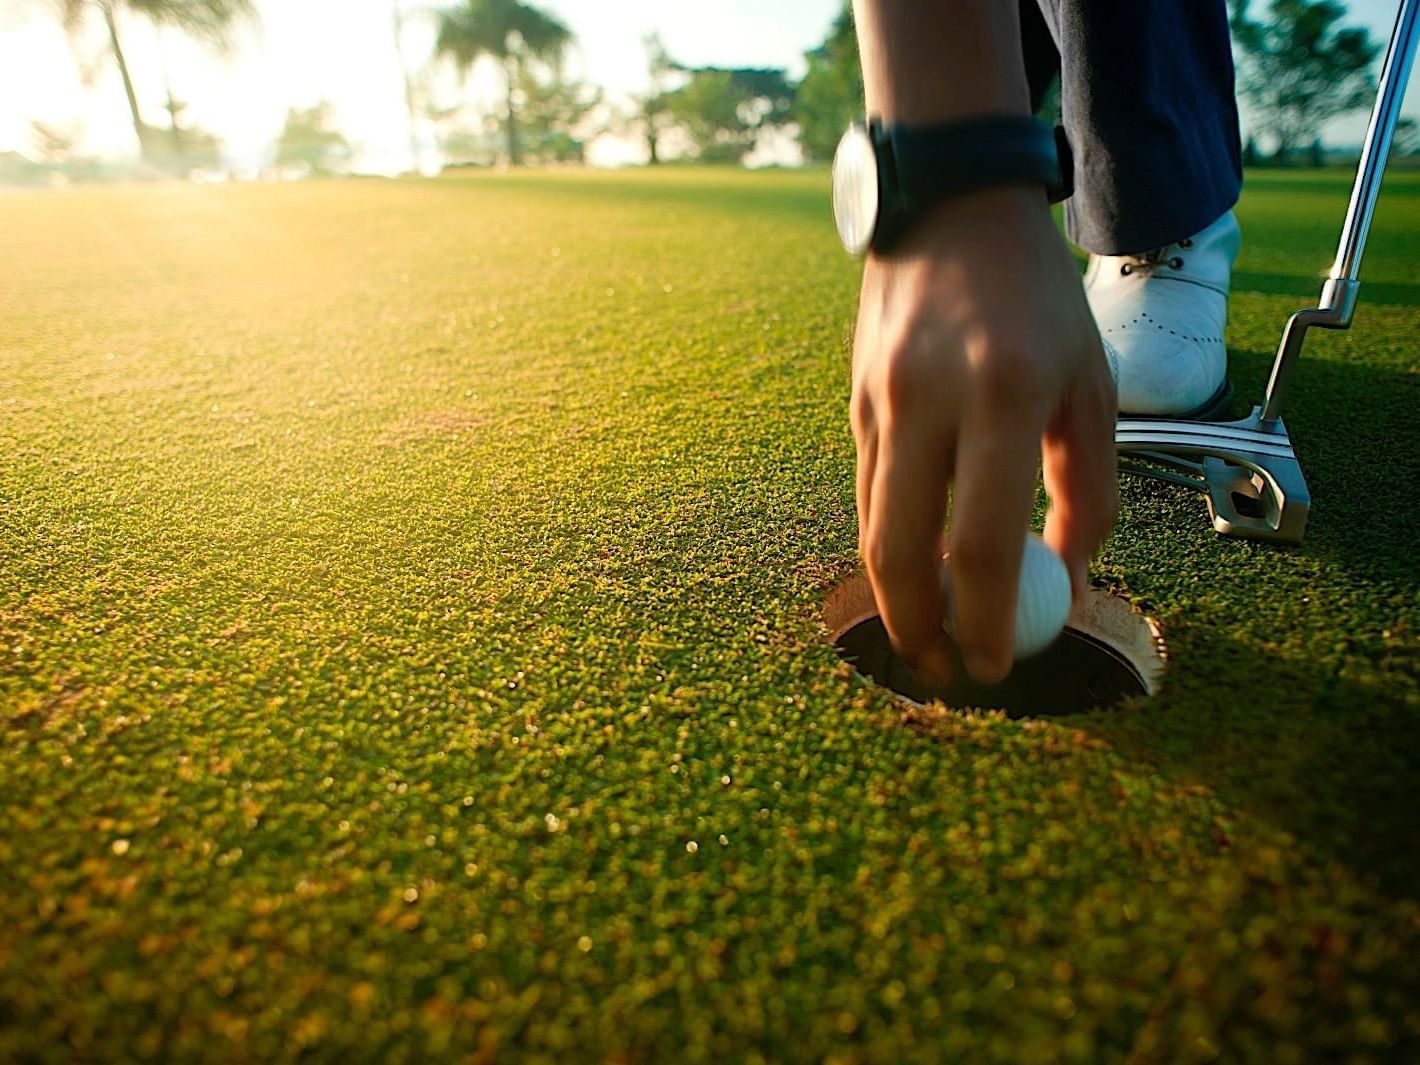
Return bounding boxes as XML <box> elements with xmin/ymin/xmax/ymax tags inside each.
<box><xmin>831</xmin><ymin>114</ymin><xmax>1072</xmax><ymax>256</ymax></box>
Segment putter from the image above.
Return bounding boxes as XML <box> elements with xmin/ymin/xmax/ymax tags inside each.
<box><xmin>1116</xmin><ymin>0</ymin><xmax>1420</xmax><ymax>543</ymax></box>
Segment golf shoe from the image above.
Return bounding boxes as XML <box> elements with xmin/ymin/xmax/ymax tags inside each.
<box><xmin>1085</xmin><ymin>209</ymin><xmax>1241</xmax><ymax>419</ymax></box>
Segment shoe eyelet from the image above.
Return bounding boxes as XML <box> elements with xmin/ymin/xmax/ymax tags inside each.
<box><xmin>1179</xmin><ymin>238</ymin><xmax>1194</xmax><ymax>249</ymax></box>
<box><xmin>1120</xmin><ymin>264</ymin><xmax>1132</xmax><ymax>276</ymax></box>
<box><xmin>1169</xmin><ymin>257</ymin><xmax>1184</xmax><ymax>269</ymax></box>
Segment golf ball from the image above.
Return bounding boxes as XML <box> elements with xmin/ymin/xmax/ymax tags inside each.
<box><xmin>1011</xmin><ymin>533</ymin><xmax>1073</xmax><ymax>657</ymax></box>
<box><xmin>942</xmin><ymin>532</ymin><xmax>1072</xmax><ymax>660</ymax></box>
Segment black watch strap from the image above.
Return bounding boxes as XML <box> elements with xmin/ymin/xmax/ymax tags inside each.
<box><xmin>885</xmin><ymin>114</ymin><xmax>1073</xmax><ymax>208</ymax></box>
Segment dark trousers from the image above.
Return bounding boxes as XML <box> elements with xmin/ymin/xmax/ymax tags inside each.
<box><xmin>1022</xmin><ymin>0</ymin><xmax>1243</xmax><ymax>254</ymax></box>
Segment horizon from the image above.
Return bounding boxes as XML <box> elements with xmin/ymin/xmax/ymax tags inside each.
<box><xmin>0</xmin><ymin>0</ymin><xmax>841</xmax><ymax>173</ymax></box>
<box><xmin>1</xmin><ymin>0</ymin><xmax>1415</xmax><ymax>174</ymax></box>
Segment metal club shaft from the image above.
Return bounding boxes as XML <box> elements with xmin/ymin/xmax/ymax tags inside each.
<box><xmin>1261</xmin><ymin>0</ymin><xmax>1420</xmax><ymax>423</ymax></box>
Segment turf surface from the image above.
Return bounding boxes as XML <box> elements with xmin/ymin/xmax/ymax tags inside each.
<box><xmin>2</xmin><ymin>167</ymin><xmax>1418</xmax><ymax>1062</ymax></box>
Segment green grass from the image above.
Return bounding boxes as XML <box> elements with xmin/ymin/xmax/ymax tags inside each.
<box><xmin>1</xmin><ymin>166</ymin><xmax>1417</xmax><ymax>1063</ymax></box>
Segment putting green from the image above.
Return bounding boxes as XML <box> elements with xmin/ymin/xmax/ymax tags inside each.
<box><xmin>2</xmin><ymin>167</ymin><xmax>1417</xmax><ymax>1062</ymax></box>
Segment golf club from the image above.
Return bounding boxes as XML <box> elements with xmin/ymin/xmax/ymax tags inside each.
<box><xmin>1116</xmin><ymin>0</ymin><xmax>1419</xmax><ymax>543</ymax></box>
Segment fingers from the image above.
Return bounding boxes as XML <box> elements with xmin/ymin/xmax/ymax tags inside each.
<box><xmin>1042</xmin><ymin>346</ymin><xmax>1119</xmax><ymax>599</ymax></box>
<box><xmin>863</xmin><ymin>420</ymin><xmax>955</xmax><ymax>684</ymax></box>
<box><xmin>947</xmin><ymin>386</ymin><xmax>1045</xmax><ymax>683</ymax></box>
<box><xmin>848</xmin><ymin>202</ymin><xmax>1113</xmax><ymax>691</ymax></box>
<box><xmin>852</xmin><ymin>393</ymin><xmax>876</xmax><ymax>550</ymax></box>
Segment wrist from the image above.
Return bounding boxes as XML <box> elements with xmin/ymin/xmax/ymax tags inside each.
<box><xmin>873</xmin><ymin>186</ymin><xmax>1055</xmax><ymax>260</ymax></box>
<box><xmin>832</xmin><ymin>115</ymin><xmax>1069</xmax><ymax>256</ymax></box>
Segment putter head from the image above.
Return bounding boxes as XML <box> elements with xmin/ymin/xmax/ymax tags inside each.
<box><xmin>1116</xmin><ymin>407</ymin><xmax>1310</xmax><ymax>544</ymax></box>
<box><xmin>1200</xmin><ymin>451</ymin><xmax>1310</xmax><ymax>543</ymax></box>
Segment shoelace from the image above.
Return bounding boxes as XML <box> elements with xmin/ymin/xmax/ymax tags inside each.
<box><xmin>1119</xmin><ymin>237</ymin><xmax>1194</xmax><ymax>277</ymax></box>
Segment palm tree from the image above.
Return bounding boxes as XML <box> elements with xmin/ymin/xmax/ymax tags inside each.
<box><xmin>434</xmin><ymin>0</ymin><xmax>572</xmax><ymax>166</ymax></box>
<box><xmin>57</xmin><ymin>0</ymin><xmax>256</xmax><ymax>162</ymax></box>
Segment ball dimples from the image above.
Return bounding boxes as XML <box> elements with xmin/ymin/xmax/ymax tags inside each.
<box><xmin>1012</xmin><ymin>534</ymin><xmax>1072</xmax><ymax>657</ymax></box>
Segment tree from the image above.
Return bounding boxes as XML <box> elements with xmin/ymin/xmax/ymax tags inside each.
<box><xmin>607</xmin><ymin>34</ymin><xmax>689</xmax><ymax>165</ymax></box>
<box><xmin>0</xmin><ymin>150</ymin><xmax>50</xmax><ymax>187</ymax></box>
<box><xmin>22</xmin><ymin>120</ymin><xmax>112</xmax><ymax>183</ymax></box>
<box><xmin>146</xmin><ymin>80</ymin><xmax>223</xmax><ymax>173</ymax></box>
<box><xmin>54</xmin><ymin>0</ymin><xmax>256</xmax><ymax>162</ymax></box>
<box><xmin>515</xmin><ymin>63</ymin><xmax>601</xmax><ymax>164</ymax></box>
<box><xmin>274</xmin><ymin>102</ymin><xmax>351</xmax><ymax>176</ymax></box>
<box><xmin>633</xmin><ymin>33</ymin><xmax>680</xmax><ymax>165</ymax></box>
<box><xmin>1394</xmin><ymin>117</ymin><xmax>1419</xmax><ymax>158</ymax></box>
<box><xmin>1231</xmin><ymin>0</ymin><xmax>1380</xmax><ymax>163</ymax></box>
<box><xmin>433</xmin><ymin>0</ymin><xmax>572</xmax><ymax>166</ymax></box>
<box><xmin>28</xmin><ymin>121</ymin><xmax>77</xmax><ymax>165</ymax></box>
<box><xmin>662</xmin><ymin>67</ymin><xmax>795</xmax><ymax>164</ymax></box>
<box><xmin>435</xmin><ymin>122</ymin><xmax>502</xmax><ymax>168</ymax></box>
<box><xmin>792</xmin><ymin>3</ymin><xmax>862</xmax><ymax>162</ymax></box>
<box><xmin>148</xmin><ymin>105</ymin><xmax>224</xmax><ymax>173</ymax></box>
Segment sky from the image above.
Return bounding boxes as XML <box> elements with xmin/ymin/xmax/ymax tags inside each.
<box><xmin>0</xmin><ymin>0</ymin><xmax>1415</xmax><ymax>174</ymax></box>
<box><xmin>0</xmin><ymin>0</ymin><xmax>842</xmax><ymax>172</ymax></box>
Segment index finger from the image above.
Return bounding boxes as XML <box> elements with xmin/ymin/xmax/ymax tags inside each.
<box><xmin>863</xmin><ymin>421</ymin><xmax>955</xmax><ymax>682</ymax></box>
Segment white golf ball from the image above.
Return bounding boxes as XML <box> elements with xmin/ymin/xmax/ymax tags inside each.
<box><xmin>942</xmin><ymin>532</ymin><xmax>1072</xmax><ymax>660</ymax></box>
<box><xmin>1011</xmin><ymin>533</ymin><xmax>1072</xmax><ymax>657</ymax></box>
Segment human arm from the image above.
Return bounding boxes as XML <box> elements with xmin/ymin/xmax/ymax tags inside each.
<box><xmin>849</xmin><ymin>0</ymin><xmax>1118</xmax><ymax>683</ymax></box>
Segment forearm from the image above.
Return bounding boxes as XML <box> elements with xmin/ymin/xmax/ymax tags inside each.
<box><xmin>851</xmin><ymin>0</ymin><xmax>1032</xmax><ymax>123</ymax></box>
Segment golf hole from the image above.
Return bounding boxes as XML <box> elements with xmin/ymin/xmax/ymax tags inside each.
<box><xmin>824</xmin><ymin>575</ymin><xmax>1164</xmax><ymax>718</ymax></box>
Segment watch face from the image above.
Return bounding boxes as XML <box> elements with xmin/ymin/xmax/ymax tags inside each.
<box><xmin>832</xmin><ymin>125</ymin><xmax>878</xmax><ymax>256</ymax></box>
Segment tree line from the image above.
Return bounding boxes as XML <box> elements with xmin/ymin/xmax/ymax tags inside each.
<box><xmin>12</xmin><ymin>0</ymin><xmax>1404</xmax><ymax>180</ymax></box>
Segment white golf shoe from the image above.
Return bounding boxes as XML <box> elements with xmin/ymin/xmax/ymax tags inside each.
<box><xmin>1085</xmin><ymin>210</ymin><xmax>1241</xmax><ymax>418</ymax></box>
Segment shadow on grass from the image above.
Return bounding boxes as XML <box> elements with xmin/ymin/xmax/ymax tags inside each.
<box><xmin>1081</xmin><ymin>343</ymin><xmax>1420</xmax><ymax>900</ymax></box>
<box><xmin>1082</xmin><ymin>619</ymin><xmax>1420</xmax><ymax>903</ymax></box>
<box><xmin>1224</xmin><ymin>345</ymin><xmax>1420</xmax><ymax>585</ymax></box>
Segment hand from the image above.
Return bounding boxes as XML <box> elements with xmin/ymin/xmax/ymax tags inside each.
<box><xmin>851</xmin><ymin>186</ymin><xmax>1117</xmax><ymax>684</ymax></box>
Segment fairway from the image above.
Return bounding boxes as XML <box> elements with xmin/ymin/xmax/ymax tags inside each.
<box><xmin>2</xmin><ymin>167</ymin><xmax>1418</xmax><ymax>1061</ymax></box>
